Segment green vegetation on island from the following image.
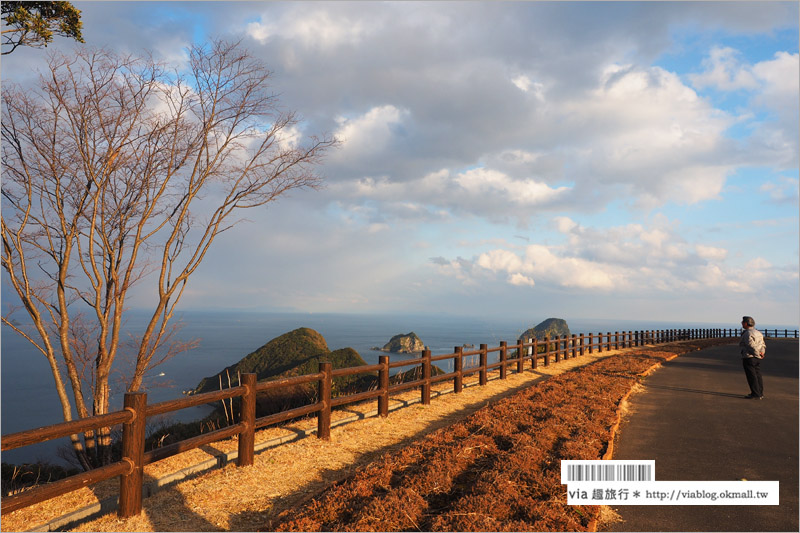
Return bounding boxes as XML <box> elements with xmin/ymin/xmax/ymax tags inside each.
<box><xmin>193</xmin><ymin>328</ymin><xmax>374</xmax><ymax>421</ymax></box>
<box><xmin>194</xmin><ymin>327</ymin><xmax>368</xmax><ymax>394</ymax></box>
<box><xmin>518</xmin><ymin>318</ymin><xmax>571</xmax><ymax>342</ymax></box>
<box><xmin>380</xmin><ymin>332</ymin><xmax>425</xmax><ymax>353</ymax></box>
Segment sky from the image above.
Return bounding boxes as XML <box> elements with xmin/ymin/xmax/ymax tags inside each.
<box><xmin>1</xmin><ymin>1</ymin><xmax>798</xmax><ymax>327</ymax></box>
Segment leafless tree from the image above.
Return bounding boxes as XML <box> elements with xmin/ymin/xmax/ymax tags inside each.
<box><xmin>1</xmin><ymin>40</ymin><xmax>337</xmax><ymax>469</ymax></box>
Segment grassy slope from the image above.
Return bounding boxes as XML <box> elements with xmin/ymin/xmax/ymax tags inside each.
<box><xmin>274</xmin><ymin>338</ymin><xmax>733</xmax><ymax>532</ymax></box>
<box><xmin>195</xmin><ymin>327</ymin><xmax>367</xmax><ymax>394</ymax></box>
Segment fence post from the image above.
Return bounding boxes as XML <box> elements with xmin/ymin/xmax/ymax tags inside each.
<box><xmin>119</xmin><ymin>392</ymin><xmax>147</xmax><ymax>518</ymax></box>
<box><xmin>479</xmin><ymin>344</ymin><xmax>488</xmax><ymax>385</ymax></box>
<box><xmin>532</xmin><ymin>338</ymin><xmax>538</xmax><ymax>369</ymax></box>
<box><xmin>588</xmin><ymin>333</ymin><xmax>594</xmax><ymax>354</ymax></box>
<box><xmin>318</xmin><ymin>361</ymin><xmax>332</xmax><ymax>440</ymax></box>
<box><xmin>237</xmin><ymin>373</ymin><xmax>256</xmax><ymax>467</ymax></box>
<box><xmin>379</xmin><ymin>356</ymin><xmax>389</xmax><ymax>416</ymax></box>
<box><xmin>579</xmin><ymin>333</ymin><xmax>585</xmax><ymax>356</ymax></box>
<box><xmin>543</xmin><ymin>336</ymin><xmax>550</xmax><ymax>366</ymax></box>
<box><xmin>499</xmin><ymin>341</ymin><xmax>507</xmax><ymax>379</ymax></box>
<box><xmin>454</xmin><ymin>347</ymin><xmax>463</xmax><ymax>394</ymax></box>
<box><xmin>516</xmin><ymin>339</ymin><xmax>524</xmax><ymax>373</ymax></box>
<box><xmin>571</xmin><ymin>334</ymin><xmax>577</xmax><ymax>358</ymax></box>
<box><xmin>422</xmin><ymin>349</ymin><xmax>431</xmax><ymax>405</ymax></box>
<box><xmin>554</xmin><ymin>335</ymin><xmax>562</xmax><ymax>362</ymax></box>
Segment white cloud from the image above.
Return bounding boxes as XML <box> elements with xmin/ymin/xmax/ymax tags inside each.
<box><xmin>435</xmin><ymin>216</ymin><xmax>778</xmax><ymax>295</ymax></box>
<box><xmin>687</xmin><ymin>48</ymin><xmax>798</xmax><ymax>169</ymax></box>
<box><xmin>276</xmin><ymin>124</ymin><xmax>302</xmax><ymax>151</ymax></box>
<box><xmin>330</xmin><ymin>165</ymin><xmax>571</xmax><ymax>226</ymax></box>
<box><xmin>246</xmin><ymin>8</ymin><xmax>371</xmax><ymax>49</ymax></box>
<box><xmin>760</xmin><ymin>176</ymin><xmax>800</xmax><ymax>204</ymax></box>
<box><xmin>554</xmin><ymin>216</ymin><xmax>579</xmax><ymax>234</ymax></box>
<box><xmin>333</xmin><ymin>105</ymin><xmax>409</xmax><ymax>158</ymax></box>
<box><xmin>745</xmin><ymin>257</ymin><xmax>772</xmax><ymax>270</ymax></box>
<box><xmin>689</xmin><ymin>46</ymin><xmax>759</xmax><ymax>91</ymax></box>
<box><xmin>474</xmin><ymin>244</ymin><xmax>619</xmax><ymax>290</ymax></box>
<box><xmin>752</xmin><ymin>51</ymin><xmax>800</xmax><ymax>141</ymax></box>
<box><xmin>25</xmin><ymin>1</ymin><xmax>794</xmax><ymax>322</ymax></box>
<box><xmin>509</xmin><ymin>273</ymin><xmax>536</xmax><ymax>287</ymax></box>
<box><xmin>511</xmin><ymin>74</ymin><xmax>545</xmax><ymax>100</ymax></box>
<box><xmin>753</xmin><ymin>51</ymin><xmax>799</xmax><ymax>104</ymax></box>
<box><xmin>695</xmin><ymin>245</ymin><xmax>728</xmax><ymax>262</ymax></box>
<box><xmin>476</xmin><ymin>249</ymin><xmax>529</xmax><ymax>275</ymax></box>
<box><xmin>454</xmin><ymin>167</ymin><xmax>569</xmax><ymax>206</ymax></box>
<box><xmin>559</xmin><ymin>63</ymin><xmax>735</xmax><ymax>206</ymax></box>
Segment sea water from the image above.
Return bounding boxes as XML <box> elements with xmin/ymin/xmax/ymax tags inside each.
<box><xmin>0</xmin><ymin>310</ymin><xmax>770</xmax><ymax>466</ymax></box>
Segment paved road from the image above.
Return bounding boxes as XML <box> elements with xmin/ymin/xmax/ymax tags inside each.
<box><xmin>604</xmin><ymin>338</ymin><xmax>798</xmax><ymax>532</ymax></box>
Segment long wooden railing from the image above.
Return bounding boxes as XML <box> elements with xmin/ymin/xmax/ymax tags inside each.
<box><xmin>1</xmin><ymin>327</ymin><xmax>795</xmax><ymax>517</ymax></box>
<box><xmin>761</xmin><ymin>328</ymin><xmax>800</xmax><ymax>338</ymax></box>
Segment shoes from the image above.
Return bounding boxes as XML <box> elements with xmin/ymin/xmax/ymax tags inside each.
<box><xmin>744</xmin><ymin>393</ymin><xmax>763</xmax><ymax>399</ymax></box>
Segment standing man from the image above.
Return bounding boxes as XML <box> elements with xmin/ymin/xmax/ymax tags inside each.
<box><xmin>739</xmin><ymin>316</ymin><xmax>766</xmax><ymax>399</ymax></box>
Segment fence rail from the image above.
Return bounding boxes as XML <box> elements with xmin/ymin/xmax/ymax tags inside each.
<box><xmin>2</xmin><ymin>327</ymin><xmax>796</xmax><ymax>517</ymax></box>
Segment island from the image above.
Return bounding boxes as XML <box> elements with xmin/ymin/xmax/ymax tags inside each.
<box><xmin>378</xmin><ymin>332</ymin><xmax>425</xmax><ymax>353</ymax></box>
<box><xmin>518</xmin><ymin>318</ymin><xmax>571</xmax><ymax>342</ymax></box>
<box><xmin>193</xmin><ymin>327</ymin><xmax>372</xmax><ymax>417</ymax></box>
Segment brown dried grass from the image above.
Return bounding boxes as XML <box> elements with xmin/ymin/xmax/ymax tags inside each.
<box><xmin>1</xmin><ymin>339</ymin><xmax>731</xmax><ymax>532</ymax></box>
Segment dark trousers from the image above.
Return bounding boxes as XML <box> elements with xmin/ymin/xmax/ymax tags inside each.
<box><xmin>742</xmin><ymin>357</ymin><xmax>763</xmax><ymax>397</ymax></box>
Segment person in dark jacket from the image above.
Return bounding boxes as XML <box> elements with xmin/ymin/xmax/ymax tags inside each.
<box><xmin>739</xmin><ymin>316</ymin><xmax>766</xmax><ymax>399</ymax></box>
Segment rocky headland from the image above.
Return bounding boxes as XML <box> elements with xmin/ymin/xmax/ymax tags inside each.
<box><xmin>518</xmin><ymin>318</ymin><xmax>571</xmax><ymax>342</ymax></box>
<box><xmin>376</xmin><ymin>332</ymin><xmax>426</xmax><ymax>354</ymax></box>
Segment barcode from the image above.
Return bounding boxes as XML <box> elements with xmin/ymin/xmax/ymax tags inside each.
<box><xmin>561</xmin><ymin>460</ymin><xmax>655</xmax><ymax>483</ymax></box>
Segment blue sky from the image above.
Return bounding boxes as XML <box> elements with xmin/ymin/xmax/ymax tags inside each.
<box><xmin>2</xmin><ymin>1</ymin><xmax>798</xmax><ymax>327</ymax></box>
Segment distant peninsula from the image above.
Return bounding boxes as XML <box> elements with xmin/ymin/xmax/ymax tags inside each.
<box><xmin>377</xmin><ymin>332</ymin><xmax>425</xmax><ymax>353</ymax></box>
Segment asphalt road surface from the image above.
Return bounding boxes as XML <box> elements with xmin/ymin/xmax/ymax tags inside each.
<box><xmin>604</xmin><ymin>338</ymin><xmax>798</xmax><ymax>532</ymax></box>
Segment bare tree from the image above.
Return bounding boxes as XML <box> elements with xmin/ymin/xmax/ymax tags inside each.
<box><xmin>1</xmin><ymin>40</ymin><xmax>337</xmax><ymax>469</ymax></box>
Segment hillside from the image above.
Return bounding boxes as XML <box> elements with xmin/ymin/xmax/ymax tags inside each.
<box><xmin>519</xmin><ymin>317</ymin><xmax>571</xmax><ymax>342</ymax></box>
<box><xmin>5</xmin><ymin>337</ymin><xmax>742</xmax><ymax>532</ymax></box>
<box><xmin>194</xmin><ymin>327</ymin><xmax>368</xmax><ymax>395</ymax></box>
<box><xmin>273</xmin><ymin>338</ymin><xmax>734</xmax><ymax>532</ymax></box>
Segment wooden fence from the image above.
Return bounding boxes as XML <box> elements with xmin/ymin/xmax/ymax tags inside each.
<box><xmin>1</xmin><ymin>327</ymin><xmax>795</xmax><ymax>517</ymax></box>
<box><xmin>761</xmin><ymin>328</ymin><xmax>799</xmax><ymax>338</ymax></box>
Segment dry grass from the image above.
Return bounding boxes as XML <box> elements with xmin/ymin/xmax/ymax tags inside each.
<box><xmin>1</xmin><ymin>342</ymin><xmax>711</xmax><ymax>532</ymax></box>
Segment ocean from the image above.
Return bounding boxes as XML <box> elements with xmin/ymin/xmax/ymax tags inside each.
<box><xmin>0</xmin><ymin>310</ymin><xmax>778</xmax><ymax>466</ymax></box>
